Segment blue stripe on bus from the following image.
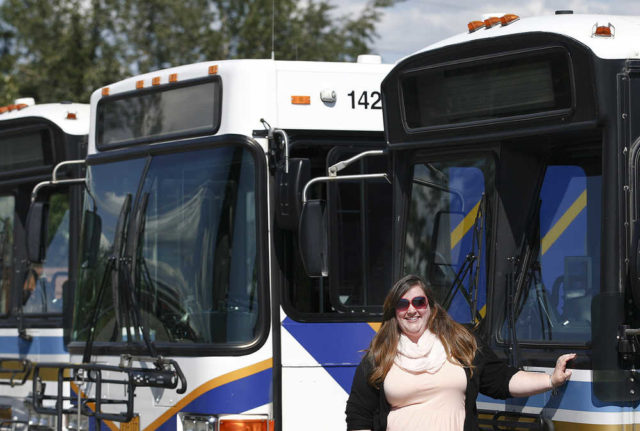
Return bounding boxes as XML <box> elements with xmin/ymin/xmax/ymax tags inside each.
<box><xmin>180</xmin><ymin>368</ymin><xmax>272</xmax><ymax>415</ymax></box>
<box><xmin>478</xmin><ymin>380</ymin><xmax>639</xmax><ymax>413</ymax></box>
<box><xmin>0</xmin><ymin>336</ymin><xmax>67</xmax><ymax>354</ymax></box>
<box><xmin>283</xmin><ymin>318</ymin><xmax>374</xmax><ymax>365</ymax></box>
<box><xmin>148</xmin><ymin>368</ymin><xmax>272</xmax><ymax>430</ymax></box>
<box><xmin>156</xmin><ymin>415</ymin><xmax>176</xmax><ymax>431</ymax></box>
<box><xmin>283</xmin><ymin>318</ymin><xmax>374</xmax><ymax>392</ymax></box>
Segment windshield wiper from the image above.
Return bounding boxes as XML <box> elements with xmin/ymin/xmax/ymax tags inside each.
<box><xmin>82</xmin><ymin>194</ymin><xmax>131</xmax><ymax>363</ymax></box>
<box><xmin>34</xmin><ymin>192</ymin><xmax>186</xmax><ymax>429</ymax></box>
<box><xmin>531</xmin><ymin>261</ymin><xmax>553</xmax><ymax>339</ymax></box>
<box><xmin>507</xmin><ymin>197</ymin><xmax>549</xmax><ymax>367</ymax></box>
<box><xmin>442</xmin><ymin>193</ymin><xmax>486</xmax><ymax>323</ymax></box>
<box><xmin>0</xmin><ymin>217</ymin><xmax>33</xmax><ymax>342</ymax></box>
<box><xmin>121</xmin><ymin>191</ymin><xmax>158</xmax><ymax>358</ymax></box>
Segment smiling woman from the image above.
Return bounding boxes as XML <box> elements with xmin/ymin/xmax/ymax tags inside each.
<box><xmin>345</xmin><ymin>274</ymin><xmax>575</xmax><ymax>431</ymax></box>
<box><xmin>394</xmin><ymin>287</ymin><xmax>430</xmax><ymax>341</ymax></box>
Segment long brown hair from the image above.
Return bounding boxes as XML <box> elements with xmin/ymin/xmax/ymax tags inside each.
<box><xmin>366</xmin><ymin>274</ymin><xmax>477</xmax><ymax>388</ymax></box>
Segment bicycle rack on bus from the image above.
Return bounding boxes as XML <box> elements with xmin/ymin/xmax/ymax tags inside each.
<box><xmin>0</xmin><ymin>358</ymin><xmax>32</xmax><ymax>387</ymax></box>
<box><xmin>32</xmin><ymin>357</ymin><xmax>186</xmax><ymax>423</ymax></box>
<box><xmin>0</xmin><ymin>419</ymin><xmax>29</xmax><ymax>431</ymax></box>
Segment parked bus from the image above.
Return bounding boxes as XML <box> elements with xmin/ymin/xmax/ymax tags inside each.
<box><xmin>30</xmin><ymin>57</ymin><xmax>394</xmax><ymax>431</ymax></box>
<box><xmin>33</xmin><ymin>11</ymin><xmax>640</xmax><ymax>431</ymax></box>
<box><xmin>0</xmin><ymin>99</ymin><xmax>88</xmax><ymax>430</ymax></box>
<box><xmin>363</xmin><ymin>11</ymin><xmax>640</xmax><ymax>430</ymax></box>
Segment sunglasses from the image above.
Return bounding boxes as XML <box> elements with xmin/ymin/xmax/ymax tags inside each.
<box><xmin>395</xmin><ymin>296</ymin><xmax>428</xmax><ymax>311</ymax></box>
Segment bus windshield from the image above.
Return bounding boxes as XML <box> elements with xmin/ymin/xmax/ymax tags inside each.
<box><xmin>72</xmin><ymin>145</ymin><xmax>260</xmax><ymax>346</ymax></box>
<box><xmin>403</xmin><ymin>155</ymin><xmax>494</xmax><ymax>323</ymax></box>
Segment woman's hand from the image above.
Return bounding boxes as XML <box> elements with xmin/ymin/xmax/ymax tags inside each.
<box><xmin>508</xmin><ymin>353</ymin><xmax>576</xmax><ymax>397</ymax></box>
<box><xmin>550</xmin><ymin>353</ymin><xmax>576</xmax><ymax>388</ymax></box>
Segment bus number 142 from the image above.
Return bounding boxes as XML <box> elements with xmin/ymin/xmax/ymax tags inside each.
<box><xmin>348</xmin><ymin>91</ymin><xmax>382</xmax><ymax>110</ymax></box>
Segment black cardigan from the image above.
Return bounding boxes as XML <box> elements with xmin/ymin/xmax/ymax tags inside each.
<box><xmin>345</xmin><ymin>338</ymin><xmax>519</xmax><ymax>431</ymax></box>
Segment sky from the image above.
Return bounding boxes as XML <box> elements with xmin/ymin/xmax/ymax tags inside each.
<box><xmin>336</xmin><ymin>0</ymin><xmax>640</xmax><ymax>63</ymax></box>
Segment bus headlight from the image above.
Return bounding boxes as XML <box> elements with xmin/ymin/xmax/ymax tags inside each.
<box><xmin>178</xmin><ymin>414</ymin><xmax>273</xmax><ymax>431</ymax></box>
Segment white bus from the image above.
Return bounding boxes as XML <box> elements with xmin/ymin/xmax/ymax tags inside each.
<box><xmin>0</xmin><ymin>99</ymin><xmax>89</xmax><ymax>430</ymax></box>
<box><xmin>31</xmin><ymin>57</ymin><xmax>393</xmax><ymax>431</ymax></box>
<box><xmin>367</xmin><ymin>10</ymin><xmax>640</xmax><ymax>430</ymax></box>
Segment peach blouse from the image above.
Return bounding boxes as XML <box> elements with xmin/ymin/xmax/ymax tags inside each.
<box><xmin>384</xmin><ymin>359</ymin><xmax>467</xmax><ymax>431</ymax></box>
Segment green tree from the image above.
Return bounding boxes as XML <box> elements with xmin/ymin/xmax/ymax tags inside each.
<box><xmin>0</xmin><ymin>0</ymin><xmax>398</xmax><ymax>104</ymax></box>
<box><xmin>216</xmin><ymin>0</ymin><xmax>397</xmax><ymax>61</ymax></box>
<box><xmin>0</xmin><ymin>0</ymin><xmax>123</xmax><ymax>104</ymax></box>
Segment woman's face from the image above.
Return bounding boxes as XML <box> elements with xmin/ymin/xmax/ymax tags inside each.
<box><xmin>395</xmin><ymin>284</ymin><xmax>431</xmax><ymax>342</ymax></box>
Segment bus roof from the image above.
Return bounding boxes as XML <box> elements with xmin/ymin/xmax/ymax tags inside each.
<box><xmin>411</xmin><ymin>13</ymin><xmax>640</xmax><ymax>60</ymax></box>
<box><xmin>0</xmin><ymin>102</ymin><xmax>90</xmax><ymax>136</ymax></box>
<box><xmin>89</xmin><ymin>59</ymin><xmax>392</xmax><ymax>153</ymax></box>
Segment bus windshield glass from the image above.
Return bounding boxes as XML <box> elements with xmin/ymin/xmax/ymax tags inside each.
<box><xmin>503</xmin><ymin>152</ymin><xmax>601</xmax><ymax>344</ymax></box>
<box><xmin>73</xmin><ymin>145</ymin><xmax>259</xmax><ymax>346</ymax></box>
<box><xmin>403</xmin><ymin>155</ymin><xmax>494</xmax><ymax>323</ymax></box>
<box><xmin>97</xmin><ymin>78</ymin><xmax>221</xmax><ymax>148</ymax></box>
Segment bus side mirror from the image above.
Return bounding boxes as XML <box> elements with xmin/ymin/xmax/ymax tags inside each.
<box><xmin>81</xmin><ymin>210</ymin><xmax>102</xmax><ymax>268</ymax></box>
<box><xmin>298</xmin><ymin>199</ymin><xmax>328</xmax><ymax>277</ymax></box>
<box><xmin>26</xmin><ymin>201</ymin><xmax>49</xmax><ymax>263</ymax></box>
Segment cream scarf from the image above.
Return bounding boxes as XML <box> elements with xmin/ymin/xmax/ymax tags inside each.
<box><xmin>395</xmin><ymin>329</ymin><xmax>447</xmax><ymax>374</ymax></box>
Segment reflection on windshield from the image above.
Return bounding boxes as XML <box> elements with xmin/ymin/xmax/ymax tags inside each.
<box><xmin>404</xmin><ymin>158</ymin><xmax>494</xmax><ymax>323</ymax></box>
<box><xmin>506</xmin><ymin>163</ymin><xmax>601</xmax><ymax>343</ymax></box>
<box><xmin>73</xmin><ymin>145</ymin><xmax>259</xmax><ymax>345</ymax></box>
<box><xmin>0</xmin><ymin>196</ymin><xmax>14</xmax><ymax>315</ymax></box>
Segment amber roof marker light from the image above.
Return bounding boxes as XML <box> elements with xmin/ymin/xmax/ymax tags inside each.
<box><xmin>484</xmin><ymin>16</ymin><xmax>502</xmax><ymax>29</ymax></box>
<box><xmin>593</xmin><ymin>22</ymin><xmax>615</xmax><ymax>38</ymax></box>
<box><xmin>500</xmin><ymin>14</ymin><xmax>520</xmax><ymax>26</ymax></box>
<box><xmin>468</xmin><ymin>20</ymin><xmax>485</xmax><ymax>33</ymax></box>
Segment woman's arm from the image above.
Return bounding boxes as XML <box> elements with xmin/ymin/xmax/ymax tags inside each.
<box><xmin>346</xmin><ymin>357</ymin><xmax>379</xmax><ymax>431</ymax></box>
<box><xmin>508</xmin><ymin>353</ymin><xmax>576</xmax><ymax>397</ymax></box>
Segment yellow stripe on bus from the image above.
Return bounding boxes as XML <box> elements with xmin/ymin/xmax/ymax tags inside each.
<box><xmin>541</xmin><ymin>190</ymin><xmax>587</xmax><ymax>255</ymax></box>
<box><xmin>451</xmin><ymin>190</ymin><xmax>587</xmax><ymax>257</ymax></box>
<box><xmin>145</xmin><ymin>358</ymin><xmax>273</xmax><ymax>431</ymax></box>
<box><xmin>450</xmin><ymin>200</ymin><xmax>482</xmax><ymax>250</ymax></box>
